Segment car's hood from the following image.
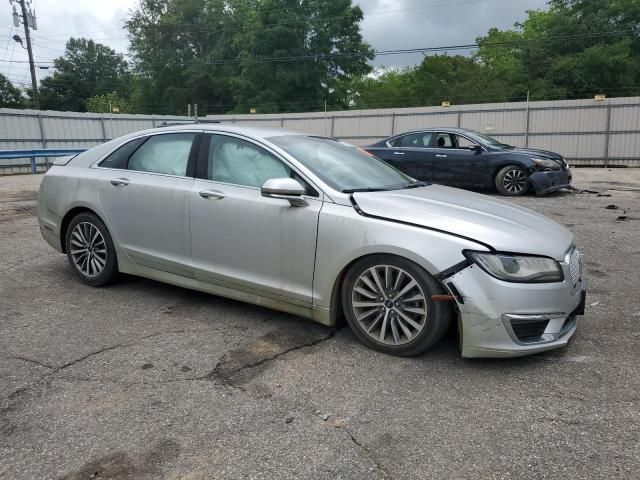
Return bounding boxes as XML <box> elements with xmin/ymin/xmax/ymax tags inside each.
<box><xmin>501</xmin><ymin>147</ymin><xmax>564</xmax><ymax>162</ymax></box>
<box><xmin>353</xmin><ymin>185</ymin><xmax>574</xmax><ymax>260</ymax></box>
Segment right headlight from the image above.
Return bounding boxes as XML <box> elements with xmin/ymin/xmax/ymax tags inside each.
<box><xmin>465</xmin><ymin>251</ymin><xmax>564</xmax><ymax>283</ymax></box>
<box><xmin>531</xmin><ymin>157</ymin><xmax>561</xmax><ymax>170</ymax></box>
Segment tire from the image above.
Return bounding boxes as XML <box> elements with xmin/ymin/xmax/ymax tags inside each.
<box><xmin>65</xmin><ymin>212</ymin><xmax>119</xmax><ymax>286</ymax></box>
<box><xmin>495</xmin><ymin>165</ymin><xmax>529</xmax><ymax>196</ymax></box>
<box><xmin>342</xmin><ymin>255</ymin><xmax>452</xmax><ymax>356</ymax></box>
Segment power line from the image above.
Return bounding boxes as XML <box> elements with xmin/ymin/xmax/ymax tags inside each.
<box><xmin>0</xmin><ymin>29</ymin><xmax>633</xmax><ymax>68</ymax></box>
<box><xmin>34</xmin><ymin>0</ymin><xmax>496</xmax><ymax>41</ymax></box>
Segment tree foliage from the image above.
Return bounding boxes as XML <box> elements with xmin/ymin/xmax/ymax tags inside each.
<box><xmin>126</xmin><ymin>0</ymin><xmax>244</xmax><ymax>115</ymax></box>
<box><xmin>126</xmin><ymin>0</ymin><xmax>372</xmax><ymax>114</ymax></box>
<box><xmin>232</xmin><ymin>0</ymin><xmax>373</xmax><ymax>113</ymax></box>
<box><xmin>38</xmin><ymin>38</ymin><xmax>130</xmax><ymax>112</ymax></box>
<box><xmin>27</xmin><ymin>0</ymin><xmax>640</xmax><ymax>114</ymax></box>
<box><xmin>86</xmin><ymin>92</ymin><xmax>133</xmax><ymax>113</ymax></box>
<box><xmin>352</xmin><ymin>0</ymin><xmax>640</xmax><ymax>108</ymax></box>
<box><xmin>0</xmin><ymin>74</ymin><xmax>24</xmax><ymax>108</ymax></box>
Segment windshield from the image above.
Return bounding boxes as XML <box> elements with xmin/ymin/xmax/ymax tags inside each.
<box><xmin>268</xmin><ymin>135</ymin><xmax>418</xmax><ymax>192</ymax></box>
<box><xmin>464</xmin><ymin>131</ymin><xmax>511</xmax><ymax>149</ymax></box>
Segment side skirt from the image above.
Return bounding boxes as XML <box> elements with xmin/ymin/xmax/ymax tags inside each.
<box><xmin>117</xmin><ymin>256</ymin><xmax>332</xmax><ymax>326</ymax></box>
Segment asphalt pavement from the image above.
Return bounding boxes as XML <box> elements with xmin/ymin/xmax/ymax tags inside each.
<box><xmin>1</xmin><ymin>169</ymin><xmax>639</xmax><ymax>479</ymax></box>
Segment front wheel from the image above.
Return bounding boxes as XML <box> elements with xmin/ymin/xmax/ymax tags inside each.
<box><xmin>495</xmin><ymin>165</ymin><xmax>529</xmax><ymax>196</ymax></box>
<box><xmin>342</xmin><ymin>255</ymin><xmax>451</xmax><ymax>356</ymax></box>
<box><xmin>65</xmin><ymin>212</ymin><xmax>119</xmax><ymax>286</ymax></box>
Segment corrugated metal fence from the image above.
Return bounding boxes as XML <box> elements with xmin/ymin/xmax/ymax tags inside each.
<box><xmin>2</xmin><ymin>96</ymin><xmax>639</xmax><ymax>173</ymax></box>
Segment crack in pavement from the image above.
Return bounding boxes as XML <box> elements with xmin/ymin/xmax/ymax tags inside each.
<box><xmin>1</xmin><ymin>328</ymin><xmax>227</xmax><ymax>403</ymax></box>
<box><xmin>2</xmin><ymin>355</ymin><xmax>55</xmax><ymax>370</ymax></box>
<box><xmin>208</xmin><ymin>328</ymin><xmax>338</xmax><ymax>385</ymax></box>
<box><xmin>343</xmin><ymin>427</ymin><xmax>390</xmax><ymax>479</ymax></box>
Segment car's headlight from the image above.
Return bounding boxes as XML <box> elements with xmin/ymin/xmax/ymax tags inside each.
<box><xmin>466</xmin><ymin>251</ymin><xmax>564</xmax><ymax>283</ymax></box>
<box><xmin>531</xmin><ymin>157</ymin><xmax>561</xmax><ymax>170</ymax></box>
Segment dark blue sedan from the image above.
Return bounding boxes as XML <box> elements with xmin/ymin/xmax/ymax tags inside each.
<box><xmin>364</xmin><ymin>128</ymin><xmax>572</xmax><ymax>196</ymax></box>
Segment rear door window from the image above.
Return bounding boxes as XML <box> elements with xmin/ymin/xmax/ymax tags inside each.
<box><xmin>127</xmin><ymin>133</ymin><xmax>196</xmax><ymax>176</ymax></box>
<box><xmin>392</xmin><ymin>132</ymin><xmax>433</xmax><ymax>148</ymax></box>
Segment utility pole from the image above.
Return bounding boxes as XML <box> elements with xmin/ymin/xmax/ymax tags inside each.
<box><xmin>11</xmin><ymin>0</ymin><xmax>39</xmax><ymax>109</ymax></box>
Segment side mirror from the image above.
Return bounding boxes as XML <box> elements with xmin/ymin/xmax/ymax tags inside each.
<box><xmin>261</xmin><ymin>178</ymin><xmax>308</xmax><ymax>207</ymax></box>
<box><xmin>468</xmin><ymin>144</ymin><xmax>483</xmax><ymax>153</ymax></box>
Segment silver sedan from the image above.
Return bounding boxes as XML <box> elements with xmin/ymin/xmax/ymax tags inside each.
<box><xmin>37</xmin><ymin>125</ymin><xmax>586</xmax><ymax>358</ymax></box>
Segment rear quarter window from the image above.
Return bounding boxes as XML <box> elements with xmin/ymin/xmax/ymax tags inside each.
<box><xmin>99</xmin><ymin>137</ymin><xmax>147</xmax><ymax>169</ymax></box>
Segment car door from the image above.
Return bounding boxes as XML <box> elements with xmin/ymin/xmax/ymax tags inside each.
<box><xmin>371</xmin><ymin>132</ymin><xmax>435</xmax><ymax>180</ymax></box>
<box><xmin>189</xmin><ymin>133</ymin><xmax>322</xmax><ymax>306</ymax></box>
<box><xmin>429</xmin><ymin>132</ymin><xmax>483</xmax><ymax>186</ymax></box>
<box><xmin>97</xmin><ymin>131</ymin><xmax>201</xmax><ymax>277</ymax></box>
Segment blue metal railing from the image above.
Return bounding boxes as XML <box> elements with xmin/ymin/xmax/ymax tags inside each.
<box><xmin>0</xmin><ymin>148</ymin><xmax>87</xmax><ymax>173</ymax></box>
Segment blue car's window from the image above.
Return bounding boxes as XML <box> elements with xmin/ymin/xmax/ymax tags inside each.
<box><xmin>393</xmin><ymin>132</ymin><xmax>433</xmax><ymax>148</ymax></box>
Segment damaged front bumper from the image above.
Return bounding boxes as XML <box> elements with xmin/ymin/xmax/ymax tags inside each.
<box><xmin>442</xmin><ymin>260</ymin><xmax>586</xmax><ymax>358</ymax></box>
<box><xmin>528</xmin><ymin>169</ymin><xmax>571</xmax><ymax>195</ymax></box>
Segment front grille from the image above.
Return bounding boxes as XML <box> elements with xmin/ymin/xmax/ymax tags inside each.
<box><xmin>511</xmin><ymin>319</ymin><xmax>550</xmax><ymax>343</ymax></box>
<box><xmin>568</xmin><ymin>246</ymin><xmax>582</xmax><ymax>285</ymax></box>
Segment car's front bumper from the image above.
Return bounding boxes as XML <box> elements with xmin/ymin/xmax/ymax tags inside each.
<box><xmin>443</xmin><ymin>259</ymin><xmax>585</xmax><ymax>358</ymax></box>
<box><xmin>528</xmin><ymin>169</ymin><xmax>571</xmax><ymax>195</ymax></box>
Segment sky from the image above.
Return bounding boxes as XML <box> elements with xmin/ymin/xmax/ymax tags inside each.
<box><xmin>0</xmin><ymin>0</ymin><xmax>548</xmax><ymax>89</ymax></box>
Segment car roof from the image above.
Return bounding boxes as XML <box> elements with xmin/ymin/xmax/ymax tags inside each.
<box><xmin>392</xmin><ymin>127</ymin><xmax>475</xmax><ymax>137</ymax></box>
<box><xmin>147</xmin><ymin>123</ymin><xmax>309</xmax><ymax>140</ymax></box>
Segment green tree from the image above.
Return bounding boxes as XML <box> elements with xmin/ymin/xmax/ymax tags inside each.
<box><xmin>38</xmin><ymin>38</ymin><xmax>130</xmax><ymax>112</ymax></box>
<box><xmin>476</xmin><ymin>0</ymin><xmax>640</xmax><ymax>100</ymax></box>
<box><xmin>0</xmin><ymin>73</ymin><xmax>24</xmax><ymax>108</ymax></box>
<box><xmin>126</xmin><ymin>0</ymin><xmax>244</xmax><ymax>115</ymax></box>
<box><xmin>86</xmin><ymin>92</ymin><xmax>133</xmax><ymax>113</ymax></box>
<box><xmin>232</xmin><ymin>0</ymin><xmax>373</xmax><ymax>113</ymax></box>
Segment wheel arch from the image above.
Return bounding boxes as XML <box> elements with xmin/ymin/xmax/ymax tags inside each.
<box><xmin>328</xmin><ymin>252</ymin><xmax>449</xmax><ymax>327</ymax></box>
<box><xmin>491</xmin><ymin>159</ymin><xmax>530</xmax><ymax>181</ymax></box>
<box><xmin>59</xmin><ymin>206</ymin><xmax>108</xmax><ymax>254</ymax></box>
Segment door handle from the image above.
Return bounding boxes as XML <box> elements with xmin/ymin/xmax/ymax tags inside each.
<box><xmin>110</xmin><ymin>178</ymin><xmax>130</xmax><ymax>187</ymax></box>
<box><xmin>199</xmin><ymin>189</ymin><xmax>226</xmax><ymax>200</ymax></box>
<box><xmin>393</xmin><ymin>151</ymin><xmax>405</xmax><ymax>155</ymax></box>
<box><xmin>435</xmin><ymin>154</ymin><xmax>448</xmax><ymax>158</ymax></box>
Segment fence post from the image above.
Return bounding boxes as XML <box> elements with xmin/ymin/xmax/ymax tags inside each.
<box><xmin>604</xmin><ymin>103</ymin><xmax>612</xmax><ymax>168</ymax></box>
<box><xmin>100</xmin><ymin>116</ymin><xmax>108</xmax><ymax>142</ymax></box>
<box><xmin>281</xmin><ymin>117</ymin><xmax>285</xmax><ymax>127</ymax></box>
<box><xmin>30</xmin><ymin>157</ymin><xmax>37</xmax><ymax>174</ymax></box>
<box><xmin>391</xmin><ymin>113</ymin><xmax>396</xmax><ymax>136</ymax></box>
<box><xmin>37</xmin><ymin>113</ymin><xmax>48</xmax><ymax>170</ymax></box>
<box><xmin>456</xmin><ymin>111</ymin><xmax>461</xmax><ymax>128</ymax></box>
<box><xmin>330</xmin><ymin>116</ymin><xmax>335</xmax><ymax>137</ymax></box>
<box><xmin>151</xmin><ymin>116</ymin><xmax>156</xmax><ymax>128</ymax></box>
<box><xmin>524</xmin><ymin>92</ymin><xmax>531</xmax><ymax>148</ymax></box>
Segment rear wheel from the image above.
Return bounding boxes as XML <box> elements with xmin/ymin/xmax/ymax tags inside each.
<box><xmin>65</xmin><ymin>212</ymin><xmax>118</xmax><ymax>286</ymax></box>
<box><xmin>495</xmin><ymin>165</ymin><xmax>529</xmax><ymax>196</ymax></box>
<box><xmin>342</xmin><ymin>255</ymin><xmax>451</xmax><ymax>356</ymax></box>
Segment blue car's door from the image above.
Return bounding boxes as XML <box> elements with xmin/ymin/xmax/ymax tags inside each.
<box><xmin>429</xmin><ymin>132</ymin><xmax>485</xmax><ymax>187</ymax></box>
<box><xmin>367</xmin><ymin>132</ymin><xmax>435</xmax><ymax>181</ymax></box>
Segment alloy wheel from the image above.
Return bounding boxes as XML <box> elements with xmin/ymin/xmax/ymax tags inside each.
<box><xmin>351</xmin><ymin>265</ymin><xmax>428</xmax><ymax>345</ymax></box>
<box><xmin>503</xmin><ymin>169</ymin><xmax>528</xmax><ymax>194</ymax></box>
<box><xmin>69</xmin><ymin>222</ymin><xmax>107</xmax><ymax>278</ymax></box>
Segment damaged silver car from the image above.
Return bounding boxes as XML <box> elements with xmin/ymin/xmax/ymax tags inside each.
<box><xmin>37</xmin><ymin>125</ymin><xmax>586</xmax><ymax>358</ymax></box>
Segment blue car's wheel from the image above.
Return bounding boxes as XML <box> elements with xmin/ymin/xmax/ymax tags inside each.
<box><xmin>495</xmin><ymin>165</ymin><xmax>529</xmax><ymax>196</ymax></box>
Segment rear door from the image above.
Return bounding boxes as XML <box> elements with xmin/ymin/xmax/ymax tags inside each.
<box><xmin>97</xmin><ymin>131</ymin><xmax>201</xmax><ymax>276</ymax></box>
<box><xmin>372</xmin><ymin>132</ymin><xmax>435</xmax><ymax>180</ymax></box>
